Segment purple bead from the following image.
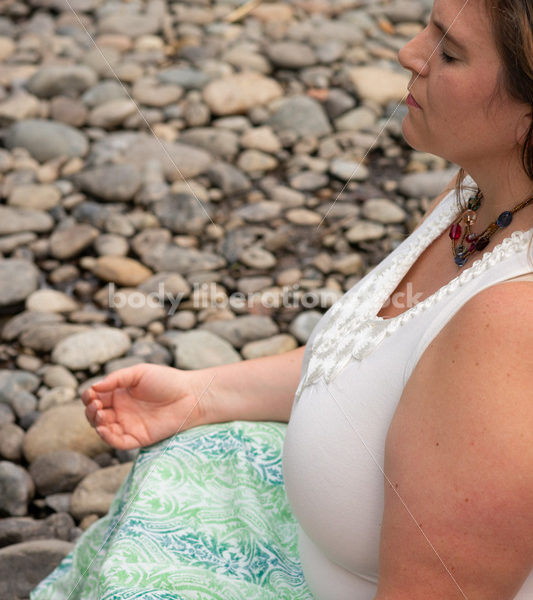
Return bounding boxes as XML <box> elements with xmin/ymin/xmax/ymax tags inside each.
<box><xmin>475</xmin><ymin>236</ymin><xmax>490</xmax><ymax>251</ymax></box>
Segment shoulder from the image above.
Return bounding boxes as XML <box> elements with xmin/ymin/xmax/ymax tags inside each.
<box><xmin>441</xmin><ymin>278</ymin><xmax>533</xmax><ymax>360</ymax></box>
<box><xmin>379</xmin><ymin>277</ymin><xmax>533</xmax><ymax>599</ymax></box>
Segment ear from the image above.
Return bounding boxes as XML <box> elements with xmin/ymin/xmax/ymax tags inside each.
<box><xmin>516</xmin><ymin>110</ymin><xmax>533</xmax><ymax>146</ymax></box>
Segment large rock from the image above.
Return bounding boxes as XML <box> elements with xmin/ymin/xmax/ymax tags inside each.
<box><xmin>288</xmin><ymin>310</ymin><xmax>323</xmax><ymax>343</ymax></box>
<box><xmin>70</xmin><ymin>462</ymin><xmax>132</xmax><ymax>519</ymax></box>
<box><xmin>87</xmin><ymin>256</ymin><xmax>152</xmax><ymax>286</ymax></box>
<box><xmin>398</xmin><ymin>167</ymin><xmax>459</xmax><ymax>199</ymax></box>
<box><xmin>2</xmin><ymin>311</ymin><xmax>64</xmax><ymax>342</ymax></box>
<box><xmin>203</xmin><ymin>72</ymin><xmax>283</xmax><ymax>116</ymax></box>
<box><xmin>29</xmin><ymin>450</ymin><xmax>99</xmax><ymax>495</ymax></box>
<box><xmin>267</xmin><ymin>42</ymin><xmax>317</xmax><ymax>69</ymax></box>
<box><xmin>200</xmin><ymin>315</ymin><xmax>279</xmax><ymax>349</ymax></box>
<box><xmin>0</xmin><ymin>462</ymin><xmax>34</xmax><ymax>517</ymax></box>
<box><xmin>267</xmin><ymin>95</ymin><xmax>332</xmax><ymax>138</ymax></box>
<box><xmin>90</xmin><ymin>132</ymin><xmax>212</xmax><ymax>181</ymax></box>
<box><xmin>153</xmin><ymin>194</ymin><xmax>213</xmax><ymax>235</ymax></box>
<box><xmin>26</xmin><ymin>290</ymin><xmax>79</xmax><ymax>313</ymax></box>
<box><xmin>0</xmin><ymin>259</ymin><xmax>39</xmax><ymax>308</ymax></box>
<box><xmin>178</xmin><ymin>128</ymin><xmax>239</xmax><ymax>160</ymax></box>
<box><xmin>0</xmin><ymin>539</ymin><xmax>74</xmax><ymax>599</ymax></box>
<box><xmin>141</xmin><ymin>244</ymin><xmax>226</xmax><ymax>274</ymax></box>
<box><xmin>0</xmin><ymin>206</ymin><xmax>54</xmax><ymax>235</ymax></box>
<box><xmin>27</xmin><ymin>65</ymin><xmax>97</xmax><ymax>98</ymax></box>
<box><xmin>4</xmin><ymin>119</ymin><xmax>89</xmax><ymax>162</ymax></box>
<box><xmin>51</xmin><ymin>328</ymin><xmax>131</xmax><ymax>370</ymax></box>
<box><xmin>49</xmin><ymin>223</ymin><xmax>99</xmax><ymax>259</ymax></box>
<box><xmin>158</xmin><ymin>67</ymin><xmax>210</xmax><ymax>90</ymax></box>
<box><xmin>22</xmin><ymin>402</ymin><xmax>110</xmax><ymax>463</ymax></box>
<box><xmin>348</xmin><ymin>66</ymin><xmax>410</xmax><ymax>106</ymax></box>
<box><xmin>0</xmin><ymin>513</ymin><xmax>73</xmax><ymax>548</ymax></box>
<box><xmin>20</xmin><ymin>323</ymin><xmax>90</xmax><ymax>353</ymax></box>
<box><xmin>208</xmin><ymin>162</ymin><xmax>251</xmax><ymax>195</ymax></box>
<box><xmin>109</xmin><ymin>288</ymin><xmax>167</xmax><ymax>327</ymax></box>
<box><xmin>74</xmin><ymin>164</ymin><xmax>141</xmax><ymax>202</ymax></box>
<box><xmin>99</xmin><ymin>13</ymin><xmax>160</xmax><ymax>37</ymax></box>
<box><xmin>160</xmin><ymin>330</ymin><xmax>241</xmax><ymax>369</ymax></box>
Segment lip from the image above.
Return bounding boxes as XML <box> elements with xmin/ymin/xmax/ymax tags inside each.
<box><xmin>406</xmin><ymin>92</ymin><xmax>422</xmax><ymax>109</ymax></box>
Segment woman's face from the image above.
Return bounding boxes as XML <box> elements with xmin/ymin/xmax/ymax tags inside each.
<box><xmin>398</xmin><ymin>0</ymin><xmax>530</xmax><ymax>169</ymax></box>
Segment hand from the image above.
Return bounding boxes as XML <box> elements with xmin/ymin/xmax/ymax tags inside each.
<box><xmin>81</xmin><ymin>363</ymin><xmax>212</xmax><ymax>450</ymax></box>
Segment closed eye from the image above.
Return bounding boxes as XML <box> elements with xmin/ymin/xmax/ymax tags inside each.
<box><xmin>439</xmin><ymin>49</ymin><xmax>456</xmax><ymax>63</ymax></box>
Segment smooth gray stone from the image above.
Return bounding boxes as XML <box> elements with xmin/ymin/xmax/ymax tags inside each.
<box><xmin>267</xmin><ymin>96</ymin><xmax>332</xmax><ymax>138</ymax></box>
<box><xmin>0</xmin><ymin>370</ymin><xmax>39</xmax><ymax>406</ymax></box>
<box><xmin>208</xmin><ymin>161</ymin><xmax>251</xmax><ymax>195</ymax></box>
<box><xmin>0</xmin><ymin>259</ymin><xmax>39</xmax><ymax>307</ymax></box>
<box><xmin>0</xmin><ymin>539</ymin><xmax>74</xmax><ymax>599</ymax></box>
<box><xmin>153</xmin><ymin>193</ymin><xmax>213</xmax><ymax>235</ymax></box>
<box><xmin>0</xmin><ymin>206</ymin><xmax>54</xmax><ymax>235</ymax></box>
<box><xmin>0</xmin><ymin>461</ymin><xmax>34</xmax><ymax>517</ymax></box>
<box><xmin>30</xmin><ymin>450</ymin><xmax>99</xmax><ymax>496</ymax></box>
<box><xmin>141</xmin><ymin>243</ymin><xmax>226</xmax><ymax>274</ymax></box>
<box><xmin>4</xmin><ymin>119</ymin><xmax>88</xmax><ymax>162</ymax></box>
<box><xmin>200</xmin><ymin>315</ymin><xmax>279</xmax><ymax>349</ymax></box>
<box><xmin>158</xmin><ymin>67</ymin><xmax>210</xmax><ymax>90</ymax></box>
<box><xmin>0</xmin><ymin>513</ymin><xmax>74</xmax><ymax>548</ymax></box>
<box><xmin>74</xmin><ymin>164</ymin><xmax>141</xmax><ymax>202</ymax></box>
<box><xmin>27</xmin><ymin>65</ymin><xmax>97</xmax><ymax>99</ymax></box>
<box><xmin>160</xmin><ymin>330</ymin><xmax>242</xmax><ymax>370</ymax></box>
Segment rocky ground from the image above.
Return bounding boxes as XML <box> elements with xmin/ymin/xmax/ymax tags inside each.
<box><xmin>0</xmin><ymin>0</ymin><xmax>457</xmax><ymax>597</ymax></box>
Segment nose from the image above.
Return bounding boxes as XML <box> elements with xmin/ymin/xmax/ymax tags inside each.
<box><xmin>398</xmin><ymin>28</ymin><xmax>431</xmax><ymax>78</ymax></box>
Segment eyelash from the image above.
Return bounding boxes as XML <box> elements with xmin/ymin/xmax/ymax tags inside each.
<box><xmin>440</xmin><ymin>49</ymin><xmax>456</xmax><ymax>63</ymax></box>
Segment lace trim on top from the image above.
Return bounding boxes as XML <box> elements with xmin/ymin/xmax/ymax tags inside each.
<box><xmin>295</xmin><ymin>184</ymin><xmax>533</xmax><ymax>401</ymax></box>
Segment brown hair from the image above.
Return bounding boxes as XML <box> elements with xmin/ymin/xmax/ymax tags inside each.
<box><xmin>455</xmin><ymin>0</ymin><xmax>533</xmax><ymax>263</ymax></box>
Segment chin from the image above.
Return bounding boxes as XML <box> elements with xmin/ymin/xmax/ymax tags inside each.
<box><xmin>401</xmin><ymin>119</ymin><xmax>424</xmax><ymax>152</ymax></box>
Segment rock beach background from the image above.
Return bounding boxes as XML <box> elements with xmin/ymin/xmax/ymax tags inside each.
<box><xmin>0</xmin><ymin>0</ymin><xmax>456</xmax><ymax>596</ymax></box>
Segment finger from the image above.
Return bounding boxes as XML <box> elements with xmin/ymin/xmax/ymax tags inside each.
<box><xmin>80</xmin><ymin>387</ymin><xmax>95</xmax><ymax>407</ymax></box>
<box><xmin>95</xmin><ymin>425</ymin><xmax>141</xmax><ymax>450</ymax></box>
<box><xmin>84</xmin><ymin>400</ymin><xmax>101</xmax><ymax>426</ymax></box>
<box><xmin>91</xmin><ymin>365</ymin><xmax>144</xmax><ymax>393</ymax></box>
<box><xmin>90</xmin><ymin>390</ymin><xmax>115</xmax><ymax>409</ymax></box>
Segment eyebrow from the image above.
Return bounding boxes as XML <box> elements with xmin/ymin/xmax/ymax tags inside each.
<box><xmin>432</xmin><ymin>18</ymin><xmax>467</xmax><ymax>53</ymax></box>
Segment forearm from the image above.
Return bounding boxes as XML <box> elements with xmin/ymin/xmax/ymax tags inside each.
<box><xmin>197</xmin><ymin>346</ymin><xmax>306</xmax><ymax>425</ymax></box>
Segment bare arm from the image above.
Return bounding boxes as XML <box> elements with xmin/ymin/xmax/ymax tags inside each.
<box><xmin>375</xmin><ymin>281</ymin><xmax>533</xmax><ymax>600</ymax></box>
<box><xmin>197</xmin><ymin>346</ymin><xmax>306</xmax><ymax>425</ymax></box>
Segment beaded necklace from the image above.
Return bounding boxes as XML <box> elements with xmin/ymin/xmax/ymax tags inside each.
<box><xmin>449</xmin><ymin>189</ymin><xmax>533</xmax><ymax>267</ymax></box>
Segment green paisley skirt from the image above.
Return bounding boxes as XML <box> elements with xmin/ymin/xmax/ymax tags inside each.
<box><xmin>30</xmin><ymin>421</ymin><xmax>314</xmax><ymax>600</ymax></box>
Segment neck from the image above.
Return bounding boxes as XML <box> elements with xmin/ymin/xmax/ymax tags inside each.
<box><xmin>463</xmin><ymin>158</ymin><xmax>533</xmax><ymax>232</ymax></box>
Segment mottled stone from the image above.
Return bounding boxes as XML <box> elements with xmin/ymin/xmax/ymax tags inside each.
<box><xmin>4</xmin><ymin>119</ymin><xmax>88</xmax><ymax>162</ymax></box>
<box><xmin>0</xmin><ymin>259</ymin><xmax>39</xmax><ymax>308</ymax></box>
<box><xmin>22</xmin><ymin>402</ymin><xmax>109</xmax><ymax>463</ymax></box>
<box><xmin>51</xmin><ymin>328</ymin><xmax>131</xmax><ymax>370</ymax></box>
<box><xmin>160</xmin><ymin>329</ymin><xmax>241</xmax><ymax>369</ymax></box>
<box><xmin>203</xmin><ymin>73</ymin><xmax>283</xmax><ymax>116</ymax></box>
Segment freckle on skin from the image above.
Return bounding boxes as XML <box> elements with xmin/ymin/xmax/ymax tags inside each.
<box><xmin>435</xmin><ymin>442</ymin><xmax>439</xmax><ymax>446</ymax></box>
<box><xmin>465</xmin><ymin>498</ymin><xmax>469</xmax><ymax>502</ymax></box>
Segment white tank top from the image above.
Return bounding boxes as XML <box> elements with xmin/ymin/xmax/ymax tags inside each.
<box><xmin>282</xmin><ymin>178</ymin><xmax>533</xmax><ymax>600</ymax></box>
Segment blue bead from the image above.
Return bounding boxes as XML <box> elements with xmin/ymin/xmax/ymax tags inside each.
<box><xmin>496</xmin><ymin>211</ymin><xmax>513</xmax><ymax>228</ymax></box>
<box><xmin>454</xmin><ymin>255</ymin><xmax>468</xmax><ymax>267</ymax></box>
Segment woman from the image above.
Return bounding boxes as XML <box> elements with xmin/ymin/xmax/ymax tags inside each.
<box><xmin>32</xmin><ymin>0</ymin><xmax>533</xmax><ymax>598</ymax></box>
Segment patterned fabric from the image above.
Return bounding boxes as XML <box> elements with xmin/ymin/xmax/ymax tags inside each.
<box><xmin>30</xmin><ymin>421</ymin><xmax>314</xmax><ymax>600</ymax></box>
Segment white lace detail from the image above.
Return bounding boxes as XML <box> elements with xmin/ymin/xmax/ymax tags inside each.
<box><xmin>295</xmin><ymin>183</ymin><xmax>533</xmax><ymax>401</ymax></box>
